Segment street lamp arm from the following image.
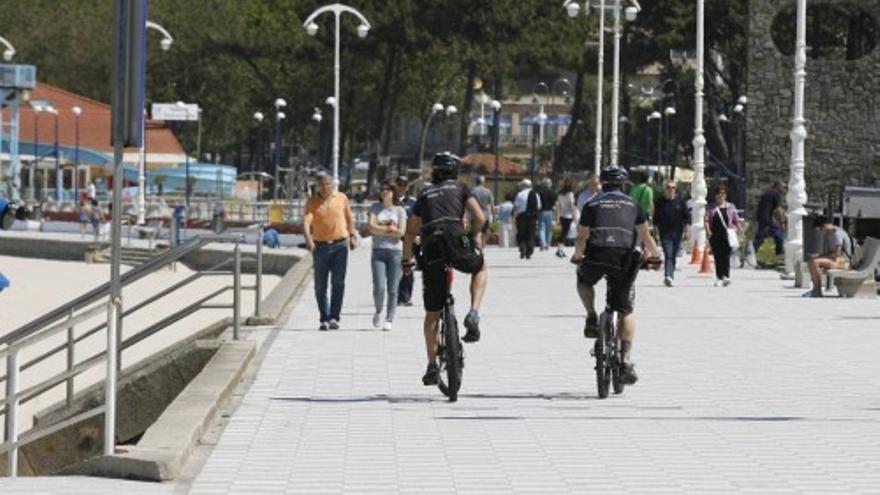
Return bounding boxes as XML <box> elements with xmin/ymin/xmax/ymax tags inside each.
<box><xmin>145</xmin><ymin>21</ymin><xmax>174</xmax><ymax>46</ymax></box>
<box><xmin>0</xmin><ymin>35</ymin><xmax>15</xmax><ymax>61</ymax></box>
<box><xmin>303</xmin><ymin>4</ymin><xmax>372</xmax><ymax>30</ymax></box>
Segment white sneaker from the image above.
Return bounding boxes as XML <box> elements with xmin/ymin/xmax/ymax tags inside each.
<box><xmin>722</xmin><ymin>278</ymin><xmax>731</xmax><ymax>287</ymax></box>
<box><xmin>714</xmin><ymin>279</ymin><xmax>723</xmax><ymax>287</ymax></box>
<box><xmin>663</xmin><ymin>276</ymin><xmax>673</xmax><ymax>287</ymax></box>
<box><xmin>383</xmin><ymin>321</ymin><xmax>393</xmax><ymax>331</ymax></box>
<box><xmin>372</xmin><ymin>312</ymin><xmax>382</xmax><ymax>328</ymax></box>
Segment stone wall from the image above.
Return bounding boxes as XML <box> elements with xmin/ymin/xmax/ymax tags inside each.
<box><xmin>746</xmin><ymin>0</ymin><xmax>880</xmax><ymax>208</ymax></box>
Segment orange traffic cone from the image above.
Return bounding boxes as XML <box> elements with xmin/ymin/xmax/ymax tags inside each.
<box><xmin>699</xmin><ymin>245</ymin><xmax>714</xmax><ymax>274</ymax></box>
<box><xmin>690</xmin><ymin>242</ymin><xmax>703</xmax><ymax>265</ymax></box>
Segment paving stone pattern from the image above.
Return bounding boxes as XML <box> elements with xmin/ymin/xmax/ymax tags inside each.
<box><xmin>3</xmin><ymin>247</ymin><xmax>880</xmax><ymax>493</ymax></box>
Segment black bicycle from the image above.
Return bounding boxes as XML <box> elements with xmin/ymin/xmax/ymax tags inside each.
<box><xmin>437</xmin><ymin>266</ymin><xmax>463</xmax><ymax>402</ymax></box>
<box><xmin>592</xmin><ymin>305</ymin><xmax>626</xmax><ymax>399</ymax></box>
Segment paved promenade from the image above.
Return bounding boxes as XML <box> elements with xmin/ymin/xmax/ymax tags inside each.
<box><xmin>3</xmin><ymin>246</ymin><xmax>880</xmax><ymax>493</ymax></box>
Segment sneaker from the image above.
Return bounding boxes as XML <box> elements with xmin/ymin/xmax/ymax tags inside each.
<box><xmin>319</xmin><ymin>322</ymin><xmax>329</xmax><ymax>331</ymax></box>
<box><xmin>802</xmin><ymin>289</ymin><xmax>823</xmax><ymax>298</ymax></box>
<box><xmin>372</xmin><ymin>312</ymin><xmax>382</xmax><ymax>329</ymax></box>
<box><xmin>462</xmin><ymin>311</ymin><xmax>481</xmax><ymax>343</ymax></box>
<box><xmin>383</xmin><ymin>321</ymin><xmax>393</xmax><ymax>331</ymax></box>
<box><xmin>422</xmin><ymin>363</ymin><xmax>439</xmax><ymax>386</ymax></box>
<box><xmin>556</xmin><ymin>250</ymin><xmax>566</xmax><ymax>258</ymax></box>
<box><xmin>714</xmin><ymin>279</ymin><xmax>723</xmax><ymax>287</ymax></box>
<box><xmin>663</xmin><ymin>276</ymin><xmax>673</xmax><ymax>287</ymax></box>
<box><xmin>620</xmin><ymin>362</ymin><xmax>638</xmax><ymax>385</ymax></box>
<box><xmin>722</xmin><ymin>277</ymin><xmax>731</xmax><ymax>287</ymax></box>
<box><xmin>328</xmin><ymin>319</ymin><xmax>340</xmax><ymax>330</ymax></box>
<box><xmin>584</xmin><ymin>313</ymin><xmax>599</xmax><ymax>339</ymax></box>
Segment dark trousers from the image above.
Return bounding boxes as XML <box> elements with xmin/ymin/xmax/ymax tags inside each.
<box><xmin>711</xmin><ymin>240</ymin><xmax>732</xmax><ymax>279</ymax></box>
<box><xmin>752</xmin><ymin>223</ymin><xmax>785</xmax><ymax>255</ymax></box>
<box><xmin>398</xmin><ymin>272</ymin><xmax>414</xmax><ymax>304</ymax></box>
<box><xmin>516</xmin><ymin>213</ymin><xmax>537</xmax><ymax>258</ymax></box>
<box><xmin>313</xmin><ymin>242</ymin><xmax>348</xmax><ymax>322</ymax></box>
<box><xmin>660</xmin><ymin>235</ymin><xmax>682</xmax><ymax>279</ymax></box>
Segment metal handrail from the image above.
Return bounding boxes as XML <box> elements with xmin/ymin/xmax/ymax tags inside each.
<box><xmin>0</xmin><ymin>234</ymin><xmax>241</xmax><ymax>348</ymax></box>
<box><xmin>1</xmin><ymin>231</ymin><xmax>261</xmax><ymax>477</ymax></box>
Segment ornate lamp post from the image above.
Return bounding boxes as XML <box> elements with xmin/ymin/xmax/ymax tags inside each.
<box><xmin>610</xmin><ymin>1</ymin><xmax>640</xmax><ymax>167</ymax></box>
<box><xmin>690</xmin><ymin>0</ymin><xmax>709</xmax><ymax>251</ymax></box>
<box><xmin>136</xmin><ymin>20</ymin><xmax>174</xmax><ymax>224</ymax></box>
<box><xmin>304</xmin><ymin>3</ymin><xmax>371</xmax><ymax>190</ymax></box>
<box><xmin>44</xmin><ymin>105</ymin><xmax>61</xmax><ymax>202</ymax></box>
<box><xmin>564</xmin><ymin>0</ymin><xmax>606</xmax><ymax>175</ymax></box>
<box><xmin>273</xmin><ymin>98</ymin><xmax>286</xmax><ymax>200</ymax></box>
<box><xmin>785</xmin><ymin>0</ymin><xmax>809</xmax><ymax>278</ymax></box>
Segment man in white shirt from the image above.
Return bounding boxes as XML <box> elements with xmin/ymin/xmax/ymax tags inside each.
<box><xmin>576</xmin><ymin>174</ymin><xmax>602</xmax><ymax>213</ymax></box>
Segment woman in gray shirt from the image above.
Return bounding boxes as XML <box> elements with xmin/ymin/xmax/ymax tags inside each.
<box><xmin>368</xmin><ymin>180</ymin><xmax>408</xmax><ymax>330</ymax></box>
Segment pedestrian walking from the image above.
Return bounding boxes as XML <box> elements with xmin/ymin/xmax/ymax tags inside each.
<box><xmin>514</xmin><ymin>179</ymin><xmax>540</xmax><ymax>259</ymax></box>
<box><xmin>89</xmin><ymin>198</ymin><xmax>104</xmax><ymax>240</ymax></box>
<box><xmin>396</xmin><ymin>176</ymin><xmax>417</xmax><ymax>306</ymax></box>
<box><xmin>303</xmin><ymin>172</ymin><xmax>357</xmax><ymax>330</ymax></box>
<box><xmin>555</xmin><ymin>177</ymin><xmax>578</xmax><ymax>257</ymax></box>
<box><xmin>536</xmin><ymin>178</ymin><xmax>557</xmax><ymax>251</ymax></box>
<box><xmin>496</xmin><ymin>191</ymin><xmax>515</xmax><ymax>248</ymax></box>
<box><xmin>368</xmin><ymin>179</ymin><xmax>407</xmax><ymax>331</ymax></box>
<box><xmin>576</xmin><ymin>174</ymin><xmax>602</xmax><ymax>217</ymax></box>
<box><xmin>470</xmin><ymin>175</ymin><xmax>495</xmax><ymax>247</ymax></box>
<box><xmin>749</xmin><ymin>179</ymin><xmax>787</xmax><ymax>265</ymax></box>
<box><xmin>629</xmin><ymin>171</ymin><xmax>655</xmax><ymax>222</ymax></box>
<box><xmin>87</xmin><ymin>180</ymin><xmax>97</xmax><ymax>201</ymax></box>
<box><xmin>705</xmin><ymin>184</ymin><xmax>743</xmax><ymax>286</ymax></box>
<box><xmin>654</xmin><ymin>180</ymin><xmax>691</xmax><ymax>286</ymax></box>
<box><xmin>77</xmin><ymin>200</ymin><xmax>91</xmax><ymax>238</ymax></box>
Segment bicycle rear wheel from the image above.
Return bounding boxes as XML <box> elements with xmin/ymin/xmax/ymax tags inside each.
<box><xmin>595</xmin><ymin>312</ymin><xmax>611</xmax><ymax>399</ymax></box>
<box><xmin>438</xmin><ymin>306</ymin><xmax>462</xmax><ymax>402</ymax></box>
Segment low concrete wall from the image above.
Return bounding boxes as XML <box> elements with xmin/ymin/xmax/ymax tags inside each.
<box><xmin>247</xmin><ymin>252</ymin><xmax>313</xmax><ymax>326</ymax></box>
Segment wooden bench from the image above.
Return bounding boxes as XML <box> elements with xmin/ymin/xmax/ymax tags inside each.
<box><xmin>827</xmin><ymin>236</ymin><xmax>880</xmax><ymax>299</ymax></box>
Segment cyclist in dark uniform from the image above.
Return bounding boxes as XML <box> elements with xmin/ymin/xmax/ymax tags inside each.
<box><xmin>403</xmin><ymin>152</ymin><xmax>488</xmax><ymax>386</ymax></box>
<box><xmin>570</xmin><ymin>166</ymin><xmax>661</xmax><ymax>385</ymax></box>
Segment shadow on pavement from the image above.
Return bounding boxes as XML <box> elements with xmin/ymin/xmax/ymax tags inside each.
<box><xmin>271</xmin><ymin>394</ymin><xmax>438</xmax><ymax>404</ymax></box>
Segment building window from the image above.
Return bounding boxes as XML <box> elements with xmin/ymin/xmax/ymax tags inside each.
<box><xmin>772</xmin><ymin>3</ymin><xmax>878</xmax><ymax>61</ymax></box>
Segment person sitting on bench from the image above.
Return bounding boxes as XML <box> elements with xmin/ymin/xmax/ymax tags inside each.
<box><xmin>804</xmin><ymin>215</ymin><xmax>852</xmax><ymax>298</ymax></box>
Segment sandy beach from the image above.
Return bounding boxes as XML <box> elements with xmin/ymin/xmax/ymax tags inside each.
<box><xmin>0</xmin><ymin>254</ymin><xmax>279</xmax><ymax>433</ymax></box>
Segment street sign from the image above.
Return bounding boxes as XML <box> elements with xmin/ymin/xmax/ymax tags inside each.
<box><xmin>151</xmin><ymin>102</ymin><xmax>200</xmax><ymax>121</ymax></box>
<box><xmin>0</xmin><ymin>64</ymin><xmax>36</xmax><ymax>89</ymax></box>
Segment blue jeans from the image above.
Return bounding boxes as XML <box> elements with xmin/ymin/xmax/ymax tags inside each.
<box><xmin>753</xmin><ymin>223</ymin><xmax>785</xmax><ymax>255</ymax></box>
<box><xmin>313</xmin><ymin>241</ymin><xmax>348</xmax><ymax>323</ymax></box>
<box><xmin>538</xmin><ymin>210</ymin><xmax>554</xmax><ymax>249</ymax></box>
<box><xmin>371</xmin><ymin>248</ymin><xmax>402</xmax><ymax>321</ymax></box>
<box><xmin>660</xmin><ymin>235</ymin><xmax>682</xmax><ymax>279</ymax></box>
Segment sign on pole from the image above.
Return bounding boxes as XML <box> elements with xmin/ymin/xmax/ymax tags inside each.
<box><xmin>151</xmin><ymin>102</ymin><xmax>200</xmax><ymax>121</ymax></box>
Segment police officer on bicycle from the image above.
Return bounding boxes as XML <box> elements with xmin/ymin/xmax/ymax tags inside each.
<box><xmin>570</xmin><ymin>166</ymin><xmax>661</xmax><ymax>385</ymax></box>
<box><xmin>403</xmin><ymin>152</ymin><xmax>489</xmax><ymax>386</ymax></box>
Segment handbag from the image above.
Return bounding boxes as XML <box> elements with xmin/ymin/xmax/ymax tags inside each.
<box><xmin>716</xmin><ymin>206</ymin><xmax>739</xmax><ymax>250</ymax></box>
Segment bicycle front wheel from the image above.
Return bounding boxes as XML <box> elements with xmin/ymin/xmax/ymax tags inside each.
<box><xmin>438</xmin><ymin>308</ymin><xmax>462</xmax><ymax>402</ymax></box>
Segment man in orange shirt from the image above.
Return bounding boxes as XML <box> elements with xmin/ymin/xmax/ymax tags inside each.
<box><xmin>303</xmin><ymin>173</ymin><xmax>357</xmax><ymax>330</ymax></box>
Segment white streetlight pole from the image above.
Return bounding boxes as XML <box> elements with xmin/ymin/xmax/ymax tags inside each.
<box><xmin>595</xmin><ymin>0</ymin><xmax>606</xmax><ymax>174</ymax></box>
<box><xmin>532</xmin><ymin>82</ymin><xmax>549</xmax><ymax>146</ymax></box>
<box><xmin>0</xmin><ymin>35</ymin><xmax>15</xmax><ymax>61</ymax></box>
<box><xmin>137</xmin><ymin>21</ymin><xmax>173</xmax><ymax>224</ymax></box>
<box><xmin>785</xmin><ymin>0</ymin><xmax>809</xmax><ymax>278</ymax></box>
<box><xmin>690</xmin><ymin>0</ymin><xmax>709</xmax><ymax>251</ymax></box>
<box><xmin>304</xmin><ymin>4</ymin><xmax>371</xmax><ymax>191</ymax></box>
<box><xmin>610</xmin><ymin>2</ymin><xmax>641</xmax><ymax>167</ymax></box>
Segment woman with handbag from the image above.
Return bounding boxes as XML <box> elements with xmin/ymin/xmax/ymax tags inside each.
<box><xmin>704</xmin><ymin>184</ymin><xmax>743</xmax><ymax>286</ymax></box>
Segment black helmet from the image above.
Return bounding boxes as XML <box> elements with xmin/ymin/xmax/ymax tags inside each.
<box><xmin>599</xmin><ymin>166</ymin><xmax>628</xmax><ymax>188</ymax></box>
<box><xmin>431</xmin><ymin>152</ymin><xmax>461</xmax><ymax>175</ymax></box>
<box><xmin>430</xmin><ymin>152</ymin><xmax>461</xmax><ymax>182</ymax></box>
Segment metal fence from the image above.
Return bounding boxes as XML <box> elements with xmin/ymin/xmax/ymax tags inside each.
<box><xmin>0</xmin><ymin>232</ymin><xmax>263</xmax><ymax>476</ymax></box>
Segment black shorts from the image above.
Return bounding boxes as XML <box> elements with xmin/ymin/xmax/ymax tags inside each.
<box><xmin>422</xmin><ymin>254</ymin><xmax>484</xmax><ymax>312</ymax></box>
<box><xmin>576</xmin><ymin>248</ymin><xmax>640</xmax><ymax>314</ymax></box>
